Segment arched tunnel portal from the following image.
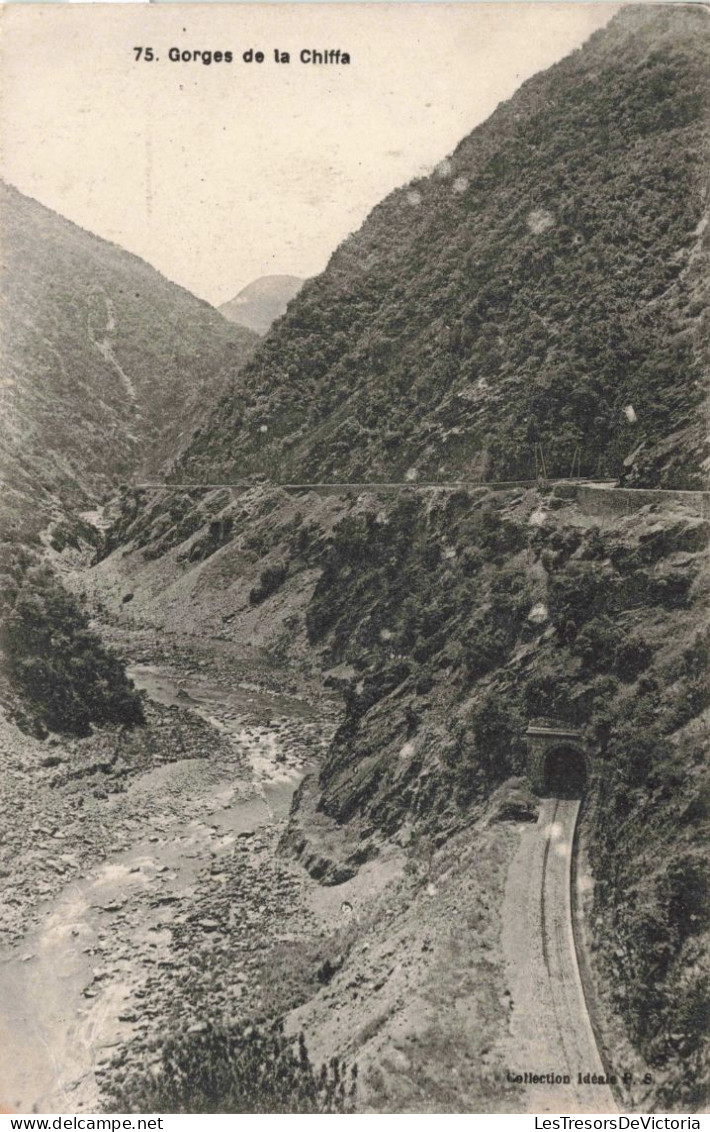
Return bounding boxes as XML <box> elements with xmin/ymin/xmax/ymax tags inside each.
<box><xmin>526</xmin><ymin>722</ymin><xmax>588</xmax><ymax>797</ymax></box>
<box><xmin>542</xmin><ymin>744</ymin><xmax>587</xmax><ymax>799</ymax></box>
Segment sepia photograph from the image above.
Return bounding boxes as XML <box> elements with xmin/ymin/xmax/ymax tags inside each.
<box><xmin>0</xmin><ymin>1</ymin><xmax>708</xmax><ymax>1116</ymax></box>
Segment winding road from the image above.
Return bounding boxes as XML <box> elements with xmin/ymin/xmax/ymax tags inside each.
<box><xmin>502</xmin><ymin>797</ymin><xmax>617</xmax><ymax>1113</ymax></box>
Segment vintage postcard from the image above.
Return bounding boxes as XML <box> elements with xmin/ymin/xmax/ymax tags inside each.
<box><xmin>0</xmin><ymin>1</ymin><xmax>708</xmax><ymax>1116</ymax></box>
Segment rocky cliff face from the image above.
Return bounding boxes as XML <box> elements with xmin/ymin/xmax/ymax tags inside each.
<box><xmin>0</xmin><ymin>182</ymin><xmax>257</xmax><ymax>538</ymax></box>
<box><xmin>174</xmin><ymin>6</ymin><xmax>709</xmax><ymax>491</ymax></box>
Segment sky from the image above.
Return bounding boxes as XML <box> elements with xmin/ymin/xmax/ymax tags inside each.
<box><xmin>1</xmin><ymin>4</ymin><xmax>619</xmax><ymax>305</ymax></box>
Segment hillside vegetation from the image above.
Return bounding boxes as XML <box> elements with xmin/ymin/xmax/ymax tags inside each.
<box><xmin>0</xmin><ymin>181</ymin><xmax>257</xmax><ymax>537</ymax></box>
<box><xmin>175</xmin><ymin>6</ymin><xmax>709</xmax><ymax>491</ymax></box>
<box><xmin>0</xmin><ymin>541</ymin><xmax>144</xmax><ymax>737</ymax></box>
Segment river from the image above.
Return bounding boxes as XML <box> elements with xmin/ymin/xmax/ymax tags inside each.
<box><xmin>0</xmin><ymin>664</ymin><xmax>326</xmax><ymax>1114</ymax></box>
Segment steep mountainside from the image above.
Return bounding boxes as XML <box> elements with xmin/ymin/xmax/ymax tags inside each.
<box><xmin>176</xmin><ymin>5</ymin><xmax>709</xmax><ymax>490</ymax></box>
<box><xmin>0</xmin><ymin>182</ymin><xmax>257</xmax><ymax>536</ymax></box>
<box><xmin>219</xmin><ymin>275</ymin><xmax>305</xmax><ymax>335</ymax></box>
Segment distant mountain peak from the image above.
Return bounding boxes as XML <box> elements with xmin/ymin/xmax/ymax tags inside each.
<box><xmin>219</xmin><ymin>275</ymin><xmax>305</xmax><ymax>335</ymax></box>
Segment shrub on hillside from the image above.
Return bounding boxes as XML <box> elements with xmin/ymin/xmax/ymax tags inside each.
<box><xmin>523</xmin><ymin>663</ymin><xmax>574</xmax><ymax>723</ymax></box>
<box><xmin>649</xmin><ymin>571</ymin><xmax>695</xmax><ymax>610</ymax></box>
<box><xmin>474</xmin><ymin>511</ymin><xmax>527</xmax><ymax>563</ymax></box>
<box><xmin>571</xmin><ymin>617</ymin><xmax>652</xmax><ymax>679</ymax></box>
<box><xmin>452</xmin><ymin>691</ymin><xmax>525</xmax><ymax>804</ymax></box>
<box><xmin>49</xmin><ymin>516</ymin><xmax>101</xmax><ymax>554</ymax></box>
<box><xmin>0</xmin><ymin>559</ymin><xmax>144</xmax><ymax>737</ymax></box>
<box><xmin>249</xmin><ymin>561</ymin><xmax>289</xmax><ymax>605</ymax></box>
<box><xmin>106</xmin><ymin>1021</ymin><xmax>356</xmax><ymax>1114</ymax></box>
<box><xmin>572</xmin><ymin>617</ymin><xmax>619</xmax><ymax>672</ymax></box>
<box><xmin>547</xmin><ymin>561</ymin><xmax>613</xmax><ymax>641</ymax></box>
<box><xmin>463</xmin><ymin>569</ymin><xmax>532</xmax><ymax>678</ymax></box>
<box><xmin>459</xmin><ymin>547</ymin><xmax>484</xmax><ymax>577</ymax></box>
<box><xmin>463</xmin><ymin>622</ymin><xmax>512</xmax><ymax>679</ymax></box>
<box><xmin>666</xmin><ymin>628</ymin><xmax>710</xmax><ymax>727</ymax></box>
<box><xmin>613</xmin><ymin>634</ymin><xmax>654</xmax><ymax>681</ymax></box>
<box><xmin>186</xmin><ymin>517</ymin><xmax>234</xmax><ymax>563</ymax></box>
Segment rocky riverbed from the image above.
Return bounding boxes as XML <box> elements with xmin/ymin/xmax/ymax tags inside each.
<box><xmin>0</xmin><ymin>654</ymin><xmax>341</xmax><ymax>1113</ymax></box>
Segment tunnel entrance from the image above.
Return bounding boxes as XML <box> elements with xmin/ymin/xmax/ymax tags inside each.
<box><xmin>543</xmin><ymin>745</ymin><xmax>586</xmax><ymax>799</ymax></box>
